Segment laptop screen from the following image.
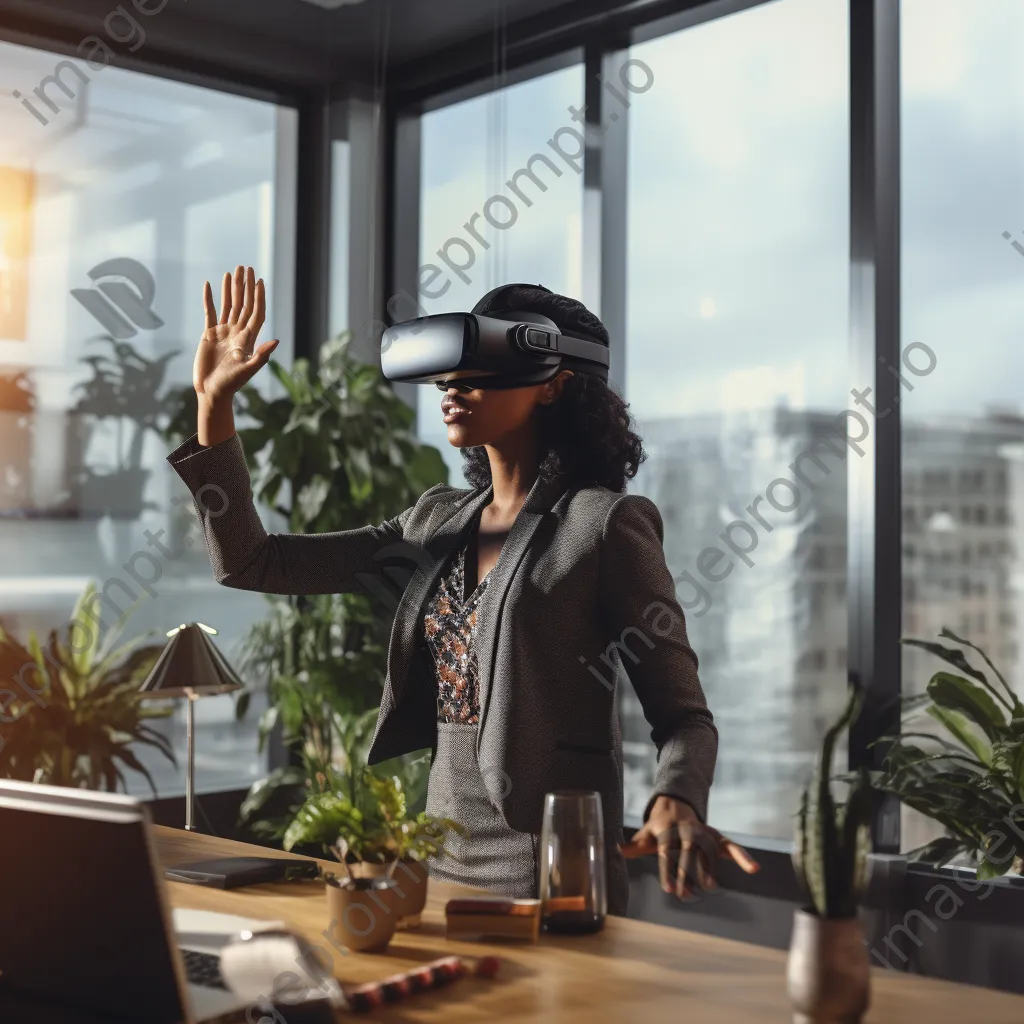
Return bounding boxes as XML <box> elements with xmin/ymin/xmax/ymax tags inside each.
<box><xmin>0</xmin><ymin>781</ymin><xmax>188</xmax><ymax>1023</ymax></box>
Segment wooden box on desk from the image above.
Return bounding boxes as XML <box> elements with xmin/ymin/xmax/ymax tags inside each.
<box><xmin>444</xmin><ymin>897</ymin><xmax>542</xmax><ymax>941</ymax></box>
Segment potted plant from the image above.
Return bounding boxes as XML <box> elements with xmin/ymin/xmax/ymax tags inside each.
<box><xmin>284</xmin><ymin>765</ymin><xmax>460</xmax><ymax>892</ymax></box>
<box><xmin>870</xmin><ymin>627</ymin><xmax>1024</xmax><ymax>879</ymax></box>
<box><xmin>283</xmin><ymin>760</ymin><xmax>463</xmax><ymax>933</ymax></box>
<box><xmin>789</xmin><ymin>683</ymin><xmax>873</xmax><ymax>1024</ymax></box>
<box><xmin>0</xmin><ymin>581</ymin><xmax>175</xmax><ymax>793</ymax></box>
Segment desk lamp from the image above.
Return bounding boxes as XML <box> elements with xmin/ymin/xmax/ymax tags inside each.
<box><xmin>138</xmin><ymin>622</ymin><xmax>243</xmax><ymax>831</ymax></box>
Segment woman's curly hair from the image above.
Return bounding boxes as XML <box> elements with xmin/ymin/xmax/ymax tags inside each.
<box><xmin>459</xmin><ymin>285</ymin><xmax>646</xmax><ymax>494</ymax></box>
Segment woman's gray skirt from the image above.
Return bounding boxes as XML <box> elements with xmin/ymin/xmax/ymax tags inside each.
<box><xmin>424</xmin><ymin>721</ymin><xmax>539</xmax><ymax>898</ymax></box>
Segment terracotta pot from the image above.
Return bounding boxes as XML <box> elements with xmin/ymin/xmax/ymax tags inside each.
<box><xmin>324</xmin><ymin>877</ymin><xmax>400</xmax><ymax>953</ymax></box>
<box><xmin>787</xmin><ymin>909</ymin><xmax>870</xmax><ymax>1024</ymax></box>
<box><xmin>389</xmin><ymin>858</ymin><xmax>429</xmax><ymax>929</ymax></box>
<box><xmin>349</xmin><ymin>860</ymin><xmax>390</xmax><ymax>880</ymax></box>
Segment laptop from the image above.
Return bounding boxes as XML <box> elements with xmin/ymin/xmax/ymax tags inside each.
<box><xmin>0</xmin><ymin>778</ymin><xmax>287</xmax><ymax>1023</ymax></box>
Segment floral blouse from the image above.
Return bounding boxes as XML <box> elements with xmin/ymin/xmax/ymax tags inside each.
<box><xmin>423</xmin><ymin>544</ymin><xmax>491</xmax><ymax>724</ymax></box>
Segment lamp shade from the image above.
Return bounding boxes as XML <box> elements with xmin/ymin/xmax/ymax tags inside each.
<box><xmin>138</xmin><ymin>622</ymin><xmax>244</xmax><ymax>699</ymax></box>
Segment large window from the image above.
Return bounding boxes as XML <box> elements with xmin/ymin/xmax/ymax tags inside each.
<box><xmin>416</xmin><ymin>65</ymin><xmax>586</xmax><ymax>485</ymax></box>
<box><xmin>900</xmin><ymin>0</ymin><xmax>1024</xmax><ymax>853</ymax></box>
<box><xmin>624</xmin><ymin>0</ymin><xmax>850</xmax><ymax>836</ymax></box>
<box><xmin>0</xmin><ymin>40</ymin><xmax>297</xmax><ymax>798</ymax></box>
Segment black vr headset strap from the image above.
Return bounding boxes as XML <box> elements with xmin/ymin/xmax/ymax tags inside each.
<box><xmin>551</xmin><ymin>331</ymin><xmax>610</xmax><ymax>371</ymax></box>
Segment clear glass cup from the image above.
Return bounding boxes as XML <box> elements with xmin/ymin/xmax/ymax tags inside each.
<box><xmin>537</xmin><ymin>790</ymin><xmax>607</xmax><ymax>933</ymax></box>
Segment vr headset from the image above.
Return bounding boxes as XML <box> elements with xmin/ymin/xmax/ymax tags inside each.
<box><xmin>380</xmin><ymin>283</ymin><xmax>610</xmax><ymax>390</ymax></box>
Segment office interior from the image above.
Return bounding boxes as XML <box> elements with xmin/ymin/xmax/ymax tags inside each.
<box><xmin>0</xmin><ymin>0</ymin><xmax>1023</xmax><ymax>1007</ymax></box>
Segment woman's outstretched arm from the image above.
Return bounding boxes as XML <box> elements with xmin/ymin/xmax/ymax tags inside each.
<box><xmin>167</xmin><ymin>265</ymin><xmax>440</xmax><ymax>596</ymax></box>
<box><xmin>167</xmin><ymin>429</ymin><xmax>437</xmax><ymax>595</ymax></box>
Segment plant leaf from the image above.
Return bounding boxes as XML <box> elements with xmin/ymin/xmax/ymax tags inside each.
<box><xmin>923</xmin><ymin>705</ymin><xmax>993</xmax><ymax>766</ymax></box>
<box><xmin>926</xmin><ymin>671</ymin><xmax>1007</xmax><ymax>741</ymax></box>
<box><xmin>939</xmin><ymin>627</ymin><xmax>1022</xmax><ymax>712</ymax></box>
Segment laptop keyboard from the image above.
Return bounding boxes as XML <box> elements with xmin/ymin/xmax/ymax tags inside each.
<box><xmin>181</xmin><ymin>949</ymin><xmax>230</xmax><ymax>991</ymax></box>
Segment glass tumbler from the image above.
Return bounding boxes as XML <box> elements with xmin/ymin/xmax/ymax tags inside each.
<box><xmin>537</xmin><ymin>789</ymin><xmax>607</xmax><ymax>933</ymax></box>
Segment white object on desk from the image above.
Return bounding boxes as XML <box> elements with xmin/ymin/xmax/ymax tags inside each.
<box><xmin>176</xmin><ymin>908</ymin><xmax>348</xmax><ymax>1013</ymax></box>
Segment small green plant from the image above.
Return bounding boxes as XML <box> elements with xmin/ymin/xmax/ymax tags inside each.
<box><xmin>393</xmin><ymin>811</ymin><xmax>466</xmax><ymax>863</ymax></box>
<box><xmin>281</xmin><ymin>763</ymin><xmax>463</xmax><ymax>867</ymax></box>
<box><xmin>871</xmin><ymin>628</ymin><xmax>1024</xmax><ymax>879</ymax></box>
<box><xmin>0</xmin><ymin>581</ymin><xmax>175</xmax><ymax>793</ymax></box>
<box><xmin>793</xmin><ymin>684</ymin><xmax>873</xmax><ymax>918</ymax></box>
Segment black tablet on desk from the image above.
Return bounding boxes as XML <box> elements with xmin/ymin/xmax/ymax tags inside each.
<box><xmin>165</xmin><ymin>856</ymin><xmax>320</xmax><ymax>889</ymax></box>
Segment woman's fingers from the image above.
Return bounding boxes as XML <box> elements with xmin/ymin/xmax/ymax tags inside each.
<box><xmin>622</xmin><ymin>822</ymin><xmax>753</xmax><ymax>896</ymax></box>
<box><xmin>219</xmin><ymin>271</ymin><xmax>232</xmax><ymax>325</ymax></box>
<box><xmin>655</xmin><ymin>826</ymin><xmax>678</xmax><ymax>894</ymax></box>
<box><xmin>203</xmin><ymin>280</ymin><xmax>217</xmax><ymax>332</ymax></box>
<box><xmin>239</xmin><ymin>266</ymin><xmax>256</xmax><ymax>326</ymax></box>
<box><xmin>676</xmin><ymin>837</ymin><xmax>699</xmax><ymax>898</ymax></box>
<box><xmin>722</xmin><ymin>839</ymin><xmax>760</xmax><ymax>874</ymax></box>
<box><xmin>246</xmin><ymin>277</ymin><xmax>266</xmax><ymax>338</ymax></box>
<box><xmin>618</xmin><ymin>829</ymin><xmax>656</xmax><ymax>859</ymax></box>
<box><xmin>696</xmin><ymin>848</ymin><xmax>718</xmax><ymax>892</ymax></box>
<box><xmin>250</xmin><ymin>338</ymin><xmax>279</xmax><ymax>367</ymax></box>
<box><xmin>228</xmin><ymin>265</ymin><xmax>245</xmax><ymax>324</ymax></box>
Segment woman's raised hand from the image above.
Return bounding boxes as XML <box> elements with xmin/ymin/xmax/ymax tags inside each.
<box><xmin>194</xmin><ymin>265</ymin><xmax>280</xmax><ymax>403</ymax></box>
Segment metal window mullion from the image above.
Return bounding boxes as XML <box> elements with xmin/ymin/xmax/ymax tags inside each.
<box><xmin>847</xmin><ymin>0</ymin><xmax>902</xmax><ymax>854</ymax></box>
<box><xmin>581</xmin><ymin>40</ymin><xmax>630</xmax><ymax>393</ymax></box>
<box><xmin>385</xmin><ymin>105</ymin><xmax>423</xmax><ymax>413</ymax></box>
<box><xmin>294</xmin><ymin>86</ymin><xmax>333</xmax><ymax>368</ymax></box>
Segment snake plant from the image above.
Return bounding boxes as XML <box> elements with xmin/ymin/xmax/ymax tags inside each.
<box><xmin>793</xmin><ymin>683</ymin><xmax>874</xmax><ymax>918</ymax></box>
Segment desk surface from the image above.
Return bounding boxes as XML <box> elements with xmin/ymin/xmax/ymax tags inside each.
<box><xmin>153</xmin><ymin>826</ymin><xmax>1024</xmax><ymax>1023</ymax></box>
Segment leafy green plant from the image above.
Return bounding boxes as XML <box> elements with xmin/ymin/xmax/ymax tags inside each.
<box><xmin>870</xmin><ymin>628</ymin><xmax>1024</xmax><ymax>880</ymax></box>
<box><xmin>393</xmin><ymin>811</ymin><xmax>466</xmax><ymax>863</ymax></box>
<box><xmin>283</xmin><ymin>768</ymin><xmax>390</xmax><ymax>862</ymax></box>
<box><xmin>163</xmin><ymin>332</ymin><xmax>447</xmax><ymax>834</ymax></box>
<box><xmin>0</xmin><ymin>581</ymin><xmax>175</xmax><ymax>793</ymax></box>
<box><xmin>281</xmin><ymin>760</ymin><xmax>464</xmax><ymax>867</ymax></box>
<box><xmin>793</xmin><ymin>684</ymin><xmax>873</xmax><ymax>918</ymax></box>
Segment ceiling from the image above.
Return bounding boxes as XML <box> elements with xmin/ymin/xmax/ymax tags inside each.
<box><xmin>0</xmin><ymin>0</ymin><xmax>605</xmax><ymax>94</ymax></box>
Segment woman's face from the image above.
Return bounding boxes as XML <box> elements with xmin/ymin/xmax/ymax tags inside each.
<box><xmin>439</xmin><ymin>371</ymin><xmax>572</xmax><ymax>448</ymax></box>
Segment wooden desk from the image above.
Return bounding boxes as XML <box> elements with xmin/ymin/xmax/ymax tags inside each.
<box><xmin>154</xmin><ymin>827</ymin><xmax>1024</xmax><ymax>1023</ymax></box>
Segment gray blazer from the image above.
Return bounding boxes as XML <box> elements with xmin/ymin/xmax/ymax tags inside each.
<box><xmin>166</xmin><ymin>432</ymin><xmax>718</xmax><ymax>861</ymax></box>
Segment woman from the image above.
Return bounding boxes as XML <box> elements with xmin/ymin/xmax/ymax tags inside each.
<box><xmin>168</xmin><ymin>265</ymin><xmax>758</xmax><ymax>916</ymax></box>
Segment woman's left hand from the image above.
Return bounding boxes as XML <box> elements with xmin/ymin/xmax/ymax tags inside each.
<box><xmin>618</xmin><ymin>795</ymin><xmax>760</xmax><ymax>899</ymax></box>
